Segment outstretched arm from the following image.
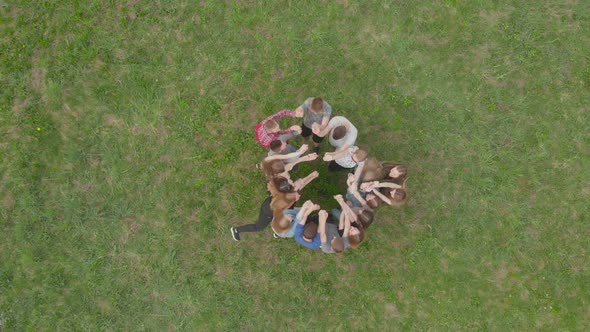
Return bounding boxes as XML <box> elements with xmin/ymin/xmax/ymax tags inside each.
<box><xmin>293</xmin><ymin>171</ymin><xmax>319</xmax><ymax>191</ymax></box>
<box><xmin>334</xmin><ymin>194</ymin><xmax>357</xmax><ymax>222</ymax></box>
<box><xmin>284</xmin><ymin>153</ymin><xmax>318</xmax><ymax>172</ymax></box>
<box><xmin>318</xmin><ymin>210</ymin><xmax>328</xmax><ymax>244</ymax></box>
<box><xmin>372</xmin><ymin>188</ymin><xmax>392</xmax><ymax>205</ymax></box>
<box><xmin>260</xmin><ymin>109</ymin><xmax>296</xmax><ymax>126</ymax></box>
<box><xmin>313</xmin><ymin>123</ymin><xmax>332</xmax><ymax>138</ymax></box>
<box><xmin>265</xmin><ymin>144</ymin><xmax>308</xmax><ymax>162</ymax></box>
<box><xmin>323</xmin><ymin>143</ymin><xmax>351</xmax><ymax>160</ymax></box>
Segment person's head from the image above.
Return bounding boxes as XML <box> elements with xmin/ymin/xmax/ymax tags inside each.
<box><xmin>262</xmin><ymin>159</ymin><xmax>286</xmax><ymax>178</ymax></box>
<box><xmin>303</xmin><ymin>216</ymin><xmax>318</xmax><ymax>242</ymax></box>
<box><xmin>352</xmin><ymin>149</ymin><xmax>368</xmax><ymax>163</ymax></box>
<box><xmin>389</xmin><ymin>164</ymin><xmax>407</xmax><ymax>179</ymax></box>
<box><xmin>348</xmin><ymin>222</ymin><xmax>365</xmax><ymax>248</ymax></box>
<box><xmin>264</xmin><ymin>120</ymin><xmax>280</xmax><ymax>133</ymax></box>
<box><xmin>272</xmin><ymin>208</ymin><xmax>293</xmax><ymax>234</ymax></box>
<box><xmin>331</xmin><ymin>236</ymin><xmax>344</xmax><ymax>253</ymax></box>
<box><xmin>269</xmin><ymin>139</ymin><xmax>286</xmax><ymax>153</ymax></box>
<box><xmin>311</xmin><ymin>97</ymin><xmax>324</xmax><ymax>112</ymax></box>
<box><xmin>358</xmin><ymin>210</ymin><xmax>374</xmax><ymax>229</ymax></box>
<box><xmin>388</xmin><ymin>188</ymin><xmax>407</xmax><ymax>206</ymax></box>
<box><xmin>271</xmin><ymin>176</ymin><xmax>293</xmax><ymax>193</ymax></box>
<box><xmin>332</xmin><ymin>125</ymin><xmax>347</xmax><ymax>140</ymax></box>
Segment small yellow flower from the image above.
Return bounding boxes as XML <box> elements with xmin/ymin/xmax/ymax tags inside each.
<box><xmin>37</xmin><ymin>127</ymin><xmax>41</xmax><ymax>131</ymax></box>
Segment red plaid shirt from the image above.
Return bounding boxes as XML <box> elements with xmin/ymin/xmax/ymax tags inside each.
<box><xmin>255</xmin><ymin>109</ymin><xmax>297</xmax><ymax>148</ymax></box>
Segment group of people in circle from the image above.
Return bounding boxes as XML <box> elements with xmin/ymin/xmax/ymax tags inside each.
<box><xmin>230</xmin><ymin>97</ymin><xmax>408</xmax><ymax>254</ymax></box>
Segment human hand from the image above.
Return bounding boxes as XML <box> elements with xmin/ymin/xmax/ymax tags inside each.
<box><xmin>311</xmin><ymin>123</ymin><xmax>320</xmax><ymax>135</ymax></box>
<box><xmin>346</xmin><ymin>173</ymin><xmax>356</xmax><ymax>187</ymax></box>
<box><xmin>305</xmin><ymin>153</ymin><xmax>318</xmax><ymax>161</ymax></box>
<box><xmin>360</xmin><ymin>182</ymin><xmax>373</xmax><ymax>191</ymax></box>
<box><xmin>323</xmin><ymin>153</ymin><xmax>333</xmax><ymax>161</ymax></box>
<box><xmin>319</xmin><ymin>210</ymin><xmax>328</xmax><ymax>220</ymax></box>
<box><xmin>309</xmin><ymin>170</ymin><xmax>319</xmax><ymax>179</ymax></box>
<box><xmin>298</xmin><ymin>144</ymin><xmax>309</xmax><ymax>154</ymax></box>
<box><xmin>294</xmin><ymin>108</ymin><xmax>304</xmax><ymax>118</ymax></box>
<box><xmin>334</xmin><ymin>194</ymin><xmax>343</xmax><ymax>201</ymax></box>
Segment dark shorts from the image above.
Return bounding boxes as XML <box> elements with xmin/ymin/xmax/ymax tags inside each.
<box><xmin>301</xmin><ymin>123</ymin><xmax>324</xmax><ymax>143</ymax></box>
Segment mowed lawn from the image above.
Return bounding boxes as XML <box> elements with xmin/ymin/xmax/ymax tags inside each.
<box><xmin>1</xmin><ymin>1</ymin><xmax>589</xmax><ymax>330</ymax></box>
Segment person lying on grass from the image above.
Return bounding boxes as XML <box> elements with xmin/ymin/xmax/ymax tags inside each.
<box><xmin>344</xmin><ymin>172</ymin><xmax>373</xmax><ymax>210</ymax></box>
<box><xmin>318</xmin><ymin>209</ymin><xmax>345</xmax><ymax>254</ymax></box>
<box><xmin>362</xmin><ymin>160</ymin><xmax>407</xmax><ymax>184</ymax></box>
<box><xmin>361</xmin><ymin>180</ymin><xmax>407</xmax><ymax>207</ymax></box>
<box><xmin>333</xmin><ymin>194</ymin><xmax>366</xmax><ymax>248</ymax></box>
<box><xmin>230</xmin><ymin>177</ymin><xmax>299</xmax><ymax>241</ymax></box>
<box><xmin>294</xmin><ymin>212</ymin><xmax>321</xmax><ymax>249</ymax></box>
<box><xmin>294</xmin><ymin>97</ymin><xmax>333</xmax><ymax>154</ymax></box>
<box><xmin>255</xmin><ymin>109</ymin><xmax>303</xmax><ymax>148</ymax></box>
<box><xmin>272</xmin><ymin>200</ymin><xmax>320</xmax><ymax>239</ymax></box>
<box><xmin>330</xmin><ymin>206</ymin><xmax>368</xmax><ymax>250</ymax></box>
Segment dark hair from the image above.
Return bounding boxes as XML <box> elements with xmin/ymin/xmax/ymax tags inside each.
<box><xmin>303</xmin><ymin>221</ymin><xmax>318</xmax><ymax>240</ymax></box>
<box><xmin>332</xmin><ymin>125</ymin><xmax>347</xmax><ymax>140</ymax></box>
<box><xmin>311</xmin><ymin>97</ymin><xmax>323</xmax><ymax>112</ymax></box>
<box><xmin>264</xmin><ymin>120</ymin><xmax>278</xmax><ymax>131</ymax></box>
<box><xmin>332</xmin><ymin>237</ymin><xmax>344</xmax><ymax>253</ymax></box>
<box><xmin>262</xmin><ymin>159</ymin><xmax>285</xmax><ymax>178</ymax></box>
<box><xmin>272</xmin><ymin>176</ymin><xmax>293</xmax><ymax>193</ymax></box>
<box><xmin>358</xmin><ymin>210</ymin><xmax>374</xmax><ymax>229</ymax></box>
<box><xmin>269</xmin><ymin>140</ymin><xmax>282</xmax><ymax>152</ymax></box>
<box><xmin>390</xmin><ymin>164</ymin><xmax>407</xmax><ymax>179</ymax></box>
<box><xmin>353</xmin><ymin>149</ymin><xmax>368</xmax><ymax>163</ymax></box>
<box><xmin>348</xmin><ymin>224</ymin><xmax>365</xmax><ymax>248</ymax></box>
<box><xmin>366</xmin><ymin>194</ymin><xmax>383</xmax><ymax>209</ymax></box>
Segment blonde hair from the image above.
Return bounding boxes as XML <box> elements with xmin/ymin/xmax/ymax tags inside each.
<box><xmin>353</xmin><ymin>149</ymin><xmax>368</xmax><ymax>163</ymax></box>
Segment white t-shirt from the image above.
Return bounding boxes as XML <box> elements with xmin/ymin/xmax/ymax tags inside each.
<box><xmin>335</xmin><ymin>146</ymin><xmax>361</xmax><ymax>168</ymax></box>
<box><xmin>328</xmin><ymin>116</ymin><xmax>357</xmax><ymax>149</ymax></box>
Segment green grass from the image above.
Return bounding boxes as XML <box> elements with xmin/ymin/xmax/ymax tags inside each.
<box><xmin>1</xmin><ymin>0</ymin><xmax>589</xmax><ymax>330</ymax></box>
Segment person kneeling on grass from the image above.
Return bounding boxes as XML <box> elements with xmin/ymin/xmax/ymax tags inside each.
<box><xmin>272</xmin><ymin>200</ymin><xmax>320</xmax><ymax>238</ymax></box>
<box><xmin>313</xmin><ymin>115</ymin><xmax>358</xmax><ymax>165</ymax></box>
<box><xmin>230</xmin><ymin>177</ymin><xmax>299</xmax><ymax>241</ymax></box>
<box><xmin>264</xmin><ymin>144</ymin><xmax>319</xmax><ymax>172</ymax></box>
<box><xmin>361</xmin><ymin>180</ymin><xmax>407</xmax><ymax>207</ymax></box>
<box><xmin>323</xmin><ymin>146</ymin><xmax>368</xmax><ymax>174</ymax></box>
<box><xmin>255</xmin><ymin>109</ymin><xmax>303</xmax><ymax>149</ymax></box>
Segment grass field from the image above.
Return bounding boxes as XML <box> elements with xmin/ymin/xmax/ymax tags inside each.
<box><xmin>1</xmin><ymin>0</ymin><xmax>589</xmax><ymax>330</ymax></box>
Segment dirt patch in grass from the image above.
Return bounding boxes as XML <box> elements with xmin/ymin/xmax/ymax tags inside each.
<box><xmin>416</xmin><ymin>34</ymin><xmax>450</xmax><ymax>48</ymax></box>
<box><xmin>2</xmin><ymin>191</ymin><xmax>15</xmax><ymax>210</ymax></box>
<box><xmin>479</xmin><ymin>8</ymin><xmax>513</xmax><ymax>26</ymax></box>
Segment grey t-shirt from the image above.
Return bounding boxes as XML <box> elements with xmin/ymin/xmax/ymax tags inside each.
<box><xmin>321</xmin><ymin>223</ymin><xmax>342</xmax><ymax>254</ymax></box>
<box><xmin>268</xmin><ymin>144</ymin><xmax>298</xmax><ymax>164</ymax></box>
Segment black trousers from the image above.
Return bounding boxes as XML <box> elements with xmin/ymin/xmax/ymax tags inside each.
<box><xmin>234</xmin><ymin>196</ymin><xmax>273</xmax><ymax>233</ymax></box>
<box><xmin>328</xmin><ymin>160</ymin><xmax>349</xmax><ymax>172</ymax></box>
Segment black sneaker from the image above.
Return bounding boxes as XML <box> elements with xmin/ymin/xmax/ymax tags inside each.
<box><xmin>231</xmin><ymin>227</ymin><xmax>241</xmax><ymax>241</ymax></box>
